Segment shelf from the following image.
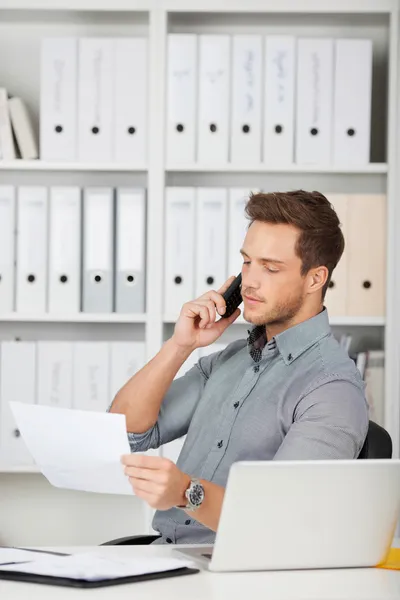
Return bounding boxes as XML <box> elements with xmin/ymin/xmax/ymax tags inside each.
<box><xmin>329</xmin><ymin>316</ymin><xmax>386</xmax><ymax>326</ymax></box>
<box><xmin>0</xmin><ymin>0</ymin><xmax>394</xmax><ymax>13</ymax></box>
<box><xmin>0</xmin><ymin>465</ymin><xmax>41</xmax><ymax>474</ymax></box>
<box><xmin>0</xmin><ymin>313</ymin><xmax>147</xmax><ymax>324</ymax></box>
<box><xmin>0</xmin><ymin>0</ymin><xmax>151</xmax><ymax>10</ymax></box>
<box><xmin>0</xmin><ymin>161</ymin><xmax>147</xmax><ymax>172</ymax></box>
<box><xmin>166</xmin><ymin>163</ymin><xmax>388</xmax><ymax>174</ymax></box>
<box><xmin>164</xmin><ymin>315</ymin><xmax>385</xmax><ymax>326</ymax></box>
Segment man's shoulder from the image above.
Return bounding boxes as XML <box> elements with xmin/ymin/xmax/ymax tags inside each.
<box><xmin>303</xmin><ymin>333</ymin><xmax>365</xmax><ymax>393</ymax></box>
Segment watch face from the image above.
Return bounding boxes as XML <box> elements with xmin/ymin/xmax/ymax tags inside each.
<box><xmin>190</xmin><ymin>482</ymin><xmax>205</xmax><ymax>506</ymax></box>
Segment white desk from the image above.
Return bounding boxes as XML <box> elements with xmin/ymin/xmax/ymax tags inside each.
<box><xmin>1</xmin><ymin>543</ymin><xmax>400</xmax><ymax>600</ymax></box>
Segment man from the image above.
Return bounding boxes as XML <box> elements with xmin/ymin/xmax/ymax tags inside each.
<box><xmin>110</xmin><ymin>190</ymin><xmax>369</xmax><ymax>545</ymax></box>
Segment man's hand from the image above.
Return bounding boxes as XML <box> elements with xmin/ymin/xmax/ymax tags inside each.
<box><xmin>172</xmin><ymin>276</ymin><xmax>241</xmax><ymax>352</ymax></box>
<box><xmin>121</xmin><ymin>454</ymin><xmax>190</xmax><ymax>510</ymax></box>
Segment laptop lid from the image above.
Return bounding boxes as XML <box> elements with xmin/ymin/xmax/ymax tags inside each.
<box><xmin>208</xmin><ymin>459</ymin><xmax>400</xmax><ymax>572</ymax></box>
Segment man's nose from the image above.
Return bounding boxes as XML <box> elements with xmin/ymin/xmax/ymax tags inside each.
<box><xmin>241</xmin><ymin>267</ymin><xmax>261</xmax><ymax>292</ymax></box>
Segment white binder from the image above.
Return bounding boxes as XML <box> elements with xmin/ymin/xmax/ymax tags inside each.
<box><xmin>0</xmin><ymin>186</ymin><xmax>16</xmax><ymax>313</ymax></box>
<box><xmin>37</xmin><ymin>342</ymin><xmax>73</xmax><ymax>409</ymax></box>
<box><xmin>115</xmin><ymin>188</ymin><xmax>146</xmax><ymax>314</ymax></box>
<box><xmin>228</xmin><ymin>188</ymin><xmax>251</xmax><ymax>277</ymax></box>
<box><xmin>82</xmin><ymin>187</ymin><xmax>114</xmax><ymax>313</ymax></box>
<box><xmin>333</xmin><ymin>39</ymin><xmax>372</xmax><ymax>166</ymax></box>
<box><xmin>195</xmin><ymin>188</ymin><xmax>228</xmax><ymax>297</ymax></box>
<box><xmin>296</xmin><ymin>38</ymin><xmax>334</xmax><ymax>165</ymax></box>
<box><xmin>166</xmin><ymin>34</ymin><xmax>197</xmax><ymax>165</ymax></box>
<box><xmin>48</xmin><ymin>187</ymin><xmax>81</xmax><ymax>313</ymax></box>
<box><xmin>109</xmin><ymin>342</ymin><xmax>146</xmax><ymax>398</ymax></box>
<box><xmin>231</xmin><ymin>35</ymin><xmax>262</xmax><ymax>164</ymax></box>
<box><xmin>40</xmin><ymin>37</ymin><xmax>78</xmax><ymax>161</ymax></box>
<box><xmin>16</xmin><ymin>187</ymin><xmax>48</xmax><ymax>313</ymax></box>
<box><xmin>0</xmin><ymin>342</ymin><xmax>35</xmax><ymax>466</ymax></box>
<box><xmin>78</xmin><ymin>38</ymin><xmax>114</xmax><ymax>162</ymax></box>
<box><xmin>72</xmin><ymin>342</ymin><xmax>109</xmax><ymax>412</ymax></box>
<box><xmin>114</xmin><ymin>37</ymin><xmax>148</xmax><ymax>164</ymax></box>
<box><xmin>197</xmin><ymin>35</ymin><xmax>230</xmax><ymax>164</ymax></box>
<box><xmin>264</xmin><ymin>36</ymin><xmax>295</xmax><ymax>165</ymax></box>
<box><xmin>164</xmin><ymin>187</ymin><xmax>195</xmax><ymax>317</ymax></box>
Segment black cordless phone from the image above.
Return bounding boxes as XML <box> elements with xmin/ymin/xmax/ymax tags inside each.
<box><xmin>221</xmin><ymin>273</ymin><xmax>243</xmax><ymax>318</ymax></box>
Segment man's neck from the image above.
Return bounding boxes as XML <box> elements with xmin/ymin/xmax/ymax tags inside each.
<box><xmin>265</xmin><ymin>304</ymin><xmax>324</xmax><ymax>341</ymax></box>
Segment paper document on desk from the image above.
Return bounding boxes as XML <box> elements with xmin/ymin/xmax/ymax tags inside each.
<box><xmin>0</xmin><ymin>548</ymin><xmax>50</xmax><ymax>566</ymax></box>
<box><xmin>0</xmin><ymin>552</ymin><xmax>193</xmax><ymax>581</ymax></box>
<box><xmin>9</xmin><ymin>402</ymin><xmax>133</xmax><ymax>495</ymax></box>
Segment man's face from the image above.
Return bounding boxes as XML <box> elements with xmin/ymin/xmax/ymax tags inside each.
<box><xmin>240</xmin><ymin>221</ymin><xmax>310</xmax><ymax>327</ymax></box>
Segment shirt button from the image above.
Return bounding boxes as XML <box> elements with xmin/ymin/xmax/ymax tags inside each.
<box><xmin>233</xmin><ymin>401</ymin><xmax>239</xmax><ymax>409</ymax></box>
<box><xmin>217</xmin><ymin>440</ymin><xmax>223</xmax><ymax>448</ymax></box>
<box><xmin>166</xmin><ymin>537</ymin><xmax>173</xmax><ymax>544</ymax></box>
<box><xmin>288</xmin><ymin>353</ymin><xmax>293</xmax><ymax>361</ymax></box>
<box><xmin>185</xmin><ymin>520</ymin><xmax>191</xmax><ymax>525</ymax></box>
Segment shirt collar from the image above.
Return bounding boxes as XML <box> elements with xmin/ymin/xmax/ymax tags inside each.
<box><xmin>246</xmin><ymin>308</ymin><xmax>331</xmax><ymax>365</ymax></box>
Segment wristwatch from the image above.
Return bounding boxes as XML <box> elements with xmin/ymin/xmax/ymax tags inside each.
<box><xmin>178</xmin><ymin>478</ymin><xmax>205</xmax><ymax>511</ymax></box>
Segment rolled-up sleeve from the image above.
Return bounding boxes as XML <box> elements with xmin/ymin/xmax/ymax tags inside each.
<box><xmin>273</xmin><ymin>378</ymin><xmax>369</xmax><ymax>461</ymax></box>
<box><xmin>126</xmin><ymin>362</ymin><xmax>209</xmax><ymax>453</ymax></box>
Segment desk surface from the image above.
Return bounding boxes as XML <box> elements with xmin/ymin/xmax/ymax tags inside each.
<box><xmin>1</xmin><ymin>542</ymin><xmax>400</xmax><ymax>600</ymax></box>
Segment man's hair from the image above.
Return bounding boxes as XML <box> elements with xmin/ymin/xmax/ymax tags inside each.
<box><xmin>244</xmin><ymin>190</ymin><xmax>345</xmax><ymax>299</ymax></box>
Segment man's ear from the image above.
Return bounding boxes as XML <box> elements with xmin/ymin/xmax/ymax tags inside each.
<box><xmin>307</xmin><ymin>266</ymin><xmax>329</xmax><ymax>295</ymax></box>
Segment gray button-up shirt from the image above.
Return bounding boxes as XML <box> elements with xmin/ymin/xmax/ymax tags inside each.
<box><xmin>127</xmin><ymin>308</ymin><xmax>369</xmax><ymax>545</ymax></box>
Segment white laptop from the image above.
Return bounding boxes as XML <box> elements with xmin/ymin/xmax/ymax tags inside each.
<box><xmin>175</xmin><ymin>459</ymin><xmax>400</xmax><ymax>572</ymax></box>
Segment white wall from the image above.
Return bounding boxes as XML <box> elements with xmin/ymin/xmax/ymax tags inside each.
<box><xmin>0</xmin><ymin>474</ymin><xmax>148</xmax><ymax>546</ymax></box>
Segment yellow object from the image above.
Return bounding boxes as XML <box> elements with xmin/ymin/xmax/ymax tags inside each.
<box><xmin>377</xmin><ymin>548</ymin><xmax>400</xmax><ymax>570</ymax></box>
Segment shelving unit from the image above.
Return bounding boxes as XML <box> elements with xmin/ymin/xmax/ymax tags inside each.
<box><xmin>0</xmin><ymin>0</ymin><xmax>399</xmax><ymax>545</ymax></box>
<box><xmin>0</xmin><ymin>465</ymin><xmax>41</xmax><ymax>474</ymax></box>
<box><xmin>0</xmin><ymin>313</ymin><xmax>148</xmax><ymax>324</ymax></box>
<box><xmin>0</xmin><ymin>161</ymin><xmax>147</xmax><ymax>172</ymax></box>
<box><xmin>166</xmin><ymin>163</ymin><xmax>389</xmax><ymax>174</ymax></box>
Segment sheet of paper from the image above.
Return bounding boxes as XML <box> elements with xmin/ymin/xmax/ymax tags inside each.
<box><xmin>0</xmin><ymin>552</ymin><xmax>193</xmax><ymax>581</ymax></box>
<box><xmin>9</xmin><ymin>402</ymin><xmax>133</xmax><ymax>495</ymax></box>
<box><xmin>0</xmin><ymin>548</ymin><xmax>51</xmax><ymax>566</ymax></box>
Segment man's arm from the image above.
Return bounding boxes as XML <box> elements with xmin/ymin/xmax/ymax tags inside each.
<box><xmin>273</xmin><ymin>378</ymin><xmax>369</xmax><ymax>460</ymax></box>
<box><xmin>121</xmin><ymin>454</ymin><xmax>225</xmax><ymax>532</ymax></box>
<box><xmin>183</xmin><ymin>479</ymin><xmax>225</xmax><ymax>532</ymax></box>
<box><xmin>109</xmin><ymin>277</ymin><xmax>240</xmax><ymax>443</ymax></box>
<box><xmin>109</xmin><ymin>338</ymin><xmax>194</xmax><ymax>433</ymax></box>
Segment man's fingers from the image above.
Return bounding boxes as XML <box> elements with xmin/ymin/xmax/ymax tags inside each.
<box><xmin>182</xmin><ymin>302</ymin><xmax>212</xmax><ymax>328</ymax></box>
<box><xmin>217</xmin><ymin>276</ymin><xmax>237</xmax><ymax>296</ymax></box>
<box><xmin>131</xmin><ymin>487</ymin><xmax>158</xmax><ymax>506</ymax></box>
<box><xmin>121</xmin><ymin>454</ymin><xmax>169</xmax><ymax>469</ymax></box>
<box><xmin>124</xmin><ymin>465</ymin><xmax>167</xmax><ymax>483</ymax></box>
<box><xmin>214</xmin><ymin>307</ymin><xmax>241</xmax><ymax>334</ymax></box>
<box><xmin>129</xmin><ymin>478</ymin><xmax>160</xmax><ymax>494</ymax></box>
<box><xmin>198</xmin><ymin>290</ymin><xmax>228</xmax><ymax>317</ymax></box>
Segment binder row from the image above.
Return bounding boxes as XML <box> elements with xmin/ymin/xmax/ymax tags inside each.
<box><xmin>164</xmin><ymin>189</ymin><xmax>386</xmax><ymax>319</ymax></box>
<box><xmin>0</xmin><ymin>340</ymin><xmax>228</xmax><ymax>468</ymax></box>
<box><xmin>0</xmin><ymin>340</ymin><xmax>147</xmax><ymax>467</ymax></box>
<box><xmin>40</xmin><ymin>37</ymin><xmax>148</xmax><ymax>163</ymax></box>
<box><xmin>0</xmin><ymin>186</ymin><xmax>146</xmax><ymax>315</ymax></box>
<box><xmin>167</xmin><ymin>34</ymin><xmax>372</xmax><ymax>166</ymax></box>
